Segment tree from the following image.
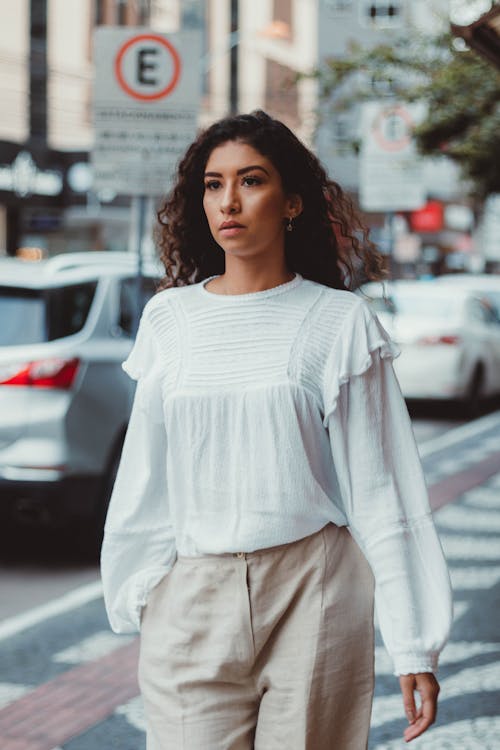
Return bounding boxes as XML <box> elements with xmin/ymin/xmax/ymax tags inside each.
<box><xmin>316</xmin><ymin>32</ymin><xmax>500</xmax><ymax>201</ymax></box>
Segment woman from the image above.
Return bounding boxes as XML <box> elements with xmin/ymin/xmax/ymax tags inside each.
<box><xmin>101</xmin><ymin>110</ymin><xmax>452</xmax><ymax>749</ymax></box>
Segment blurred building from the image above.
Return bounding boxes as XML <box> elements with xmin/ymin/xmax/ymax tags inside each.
<box><xmin>0</xmin><ymin>0</ymin><xmax>316</xmax><ymax>257</ymax></box>
<box><xmin>0</xmin><ymin>0</ymin><xmax>180</xmax><ymax>257</ymax></box>
<box><xmin>316</xmin><ymin>0</ymin><xmax>454</xmax><ymax>192</ymax></box>
<box><xmin>0</xmin><ymin>0</ymin><xmax>476</xmax><ymax>271</ymax></box>
<box><xmin>314</xmin><ymin>0</ymin><xmax>484</xmax><ymax>277</ymax></box>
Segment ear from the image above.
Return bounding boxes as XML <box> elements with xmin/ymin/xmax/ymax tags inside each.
<box><xmin>285</xmin><ymin>193</ymin><xmax>303</xmax><ymax>219</ymax></box>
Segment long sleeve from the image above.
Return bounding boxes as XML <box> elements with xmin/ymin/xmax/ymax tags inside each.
<box><xmin>100</xmin><ymin>313</ymin><xmax>177</xmax><ymax>633</ymax></box>
<box><xmin>324</xmin><ymin>302</ymin><xmax>453</xmax><ymax>675</ymax></box>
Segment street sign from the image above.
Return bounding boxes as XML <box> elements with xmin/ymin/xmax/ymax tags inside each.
<box><xmin>480</xmin><ymin>194</ymin><xmax>500</xmax><ymax>261</ymax></box>
<box><xmin>92</xmin><ymin>27</ymin><xmax>202</xmax><ymax>196</ymax></box>
<box><xmin>359</xmin><ymin>102</ymin><xmax>426</xmax><ymax>212</ymax></box>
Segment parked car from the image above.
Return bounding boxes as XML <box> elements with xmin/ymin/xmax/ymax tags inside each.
<box><xmin>0</xmin><ymin>252</ymin><xmax>163</xmax><ymax>551</ymax></box>
<box><xmin>359</xmin><ymin>279</ymin><xmax>500</xmax><ymax>412</ymax></box>
<box><xmin>436</xmin><ymin>273</ymin><xmax>500</xmax><ymax>322</ymax></box>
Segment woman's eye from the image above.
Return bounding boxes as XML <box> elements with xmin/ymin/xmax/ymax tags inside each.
<box><xmin>243</xmin><ymin>176</ymin><xmax>261</xmax><ymax>186</ymax></box>
<box><xmin>204</xmin><ymin>180</ymin><xmax>220</xmax><ymax>190</ymax></box>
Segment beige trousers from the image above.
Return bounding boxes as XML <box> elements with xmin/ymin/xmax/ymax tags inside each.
<box><xmin>138</xmin><ymin>523</ymin><xmax>375</xmax><ymax>750</ymax></box>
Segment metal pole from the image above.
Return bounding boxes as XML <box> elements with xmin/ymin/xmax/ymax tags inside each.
<box><xmin>134</xmin><ymin>194</ymin><xmax>147</xmax><ymax>336</ymax></box>
<box><xmin>29</xmin><ymin>0</ymin><xmax>48</xmax><ymax>145</ymax></box>
<box><xmin>386</xmin><ymin>210</ymin><xmax>396</xmax><ymax>280</ymax></box>
<box><xmin>229</xmin><ymin>0</ymin><xmax>238</xmax><ymax>114</ymax></box>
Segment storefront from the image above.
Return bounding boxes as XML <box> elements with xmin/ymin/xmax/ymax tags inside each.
<box><xmin>0</xmin><ymin>141</ymin><xmax>131</xmax><ymax>258</ymax></box>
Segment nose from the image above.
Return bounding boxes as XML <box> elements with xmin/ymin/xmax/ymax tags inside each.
<box><xmin>220</xmin><ymin>183</ymin><xmax>240</xmax><ymax>214</ymax></box>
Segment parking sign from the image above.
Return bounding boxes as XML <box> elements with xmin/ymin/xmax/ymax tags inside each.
<box><xmin>359</xmin><ymin>102</ymin><xmax>426</xmax><ymax>212</ymax></box>
<box><xmin>92</xmin><ymin>27</ymin><xmax>202</xmax><ymax>196</ymax></box>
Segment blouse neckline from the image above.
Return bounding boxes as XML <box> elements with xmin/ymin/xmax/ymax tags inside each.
<box><xmin>199</xmin><ymin>272</ymin><xmax>303</xmax><ymax>301</ymax></box>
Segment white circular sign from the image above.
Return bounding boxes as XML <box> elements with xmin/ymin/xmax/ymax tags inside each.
<box><xmin>114</xmin><ymin>34</ymin><xmax>181</xmax><ymax>102</ymax></box>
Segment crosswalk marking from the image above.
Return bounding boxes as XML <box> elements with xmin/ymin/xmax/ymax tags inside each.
<box><xmin>462</xmin><ymin>488</ymin><xmax>500</xmax><ymax>509</ymax></box>
<box><xmin>449</xmin><ymin>565</ymin><xmax>500</xmax><ymax>590</ymax></box>
<box><xmin>373</xmin><ymin>716</ymin><xmax>500</xmax><ymax>749</ymax></box>
<box><xmin>437</xmin><ymin>506</ymin><xmax>500</xmax><ymax>532</ymax></box>
<box><xmin>0</xmin><ymin>682</ymin><xmax>31</xmax><ymax>711</ymax></box>
<box><xmin>53</xmin><ymin>631</ymin><xmax>134</xmax><ymax>664</ymax></box>
<box><xmin>115</xmin><ymin>695</ymin><xmax>146</xmax><ymax>732</ymax></box>
<box><xmin>438</xmin><ymin>534</ymin><xmax>500</xmax><ymax>560</ymax></box>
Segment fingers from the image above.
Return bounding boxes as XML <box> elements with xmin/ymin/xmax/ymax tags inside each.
<box><xmin>400</xmin><ymin>672</ymin><xmax>440</xmax><ymax>743</ymax></box>
<box><xmin>399</xmin><ymin>674</ymin><xmax>417</xmax><ymax>724</ymax></box>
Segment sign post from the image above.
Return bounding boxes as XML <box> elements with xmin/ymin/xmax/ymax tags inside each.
<box><xmin>359</xmin><ymin>101</ymin><xmax>426</xmax><ymax>213</ymax></box>
<box><xmin>359</xmin><ymin>101</ymin><xmax>426</xmax><ymax>277</ymax></box>
<box><xmin>92</xmin><ymin>27</ymin><xmax>202</xmax><ymax>331</ymax></box>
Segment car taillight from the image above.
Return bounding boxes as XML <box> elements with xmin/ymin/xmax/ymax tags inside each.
<box><xmin>0</xmin><ymin>358</ymin><xmax>80</xmax><ymax>389</ymax></box>
<box><xmin>417</xmin><ymin>335</ymin><xmax>461</xmax><ymax>346</ymax></box>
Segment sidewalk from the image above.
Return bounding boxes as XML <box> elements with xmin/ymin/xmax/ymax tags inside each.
<box><xmin>0</xmin><ymin>413</ymin><xmax>499</xmax><ymax>750</ymax></box>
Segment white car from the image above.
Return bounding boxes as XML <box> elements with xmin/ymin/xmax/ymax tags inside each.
<box><xmin>359</xmin><ymin>280</ymin><xmax>500</xmax><ymax>412</ymax></box>
<box><xmin>436</xmin><ymin>273</ymin><xmax>500</xmax><ymax>320</ymax></box>
<box><xmin>0</xmin><ymin>252</ymin><xmax>163</xmax><ymax>552</ymax></box>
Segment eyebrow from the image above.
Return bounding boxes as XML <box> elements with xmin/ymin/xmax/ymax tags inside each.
<box><xmin>204</xmin><ymin>165</ymin><xmax>270</xmax><ymax>177</ymax></box>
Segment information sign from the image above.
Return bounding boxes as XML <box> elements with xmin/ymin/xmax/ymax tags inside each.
<box><xmin>92</xmin><ymin>27</ymin><xmax>202</xmax><ymax>196</ymax></box>
<box><xmin>359</xmin><ymin>102</ymin><xmax>426</xmax><ymax>212</ymax></box>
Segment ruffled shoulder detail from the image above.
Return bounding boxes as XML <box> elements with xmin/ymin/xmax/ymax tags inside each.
<box><xmin>122</xmin><ymin>312</ymin><xmax>155</xmax><ymax>381</ymax></box>
<box><xmin>122</xmin><ymin>307</ymin><xmax>165</xmax><ymax>423</ymax></box>
<box><xmin>322</xmin><ymin>299</ymin><xmax>400</xmax><ymax>425</ymax></box>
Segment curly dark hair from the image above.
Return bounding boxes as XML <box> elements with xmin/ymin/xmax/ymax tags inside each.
<box><xmin>156</xmin><ymin>110</ymin><xmax>385</xmax><ymax>290</ymax></box>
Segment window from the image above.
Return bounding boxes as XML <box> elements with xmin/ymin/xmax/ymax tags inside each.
<box><xmin>324</xmin><ymin>0</ymin><xmax>353</xmax><ymax>15</ymax></box>
<box><xmin>484</xmin><ymin>293</ymin><xmax>500</xmax><ymax>323</ymax></box>
<box><xmin>117</xmin><ymin>0</ymin><xmax>127</xmax><ymax>25</ymax></box>
<box><xmin>0</xmin><ymin>282</ymin><xmax>97</xmax><ymax>345</ymax></box>
<box><xmin>360</xmin><ymin>1</ymin><xmax>403</xmax><ymax>28</ymax></box>
<box><xmin>48</xmin><ymin>283</ymin><xmax>97</xmax><ymax>339</ymax></box>
<box><xmin>138</xmin><ymin>0</ymin><xmax>152</xmax><ymax>25</ymax></box>
<box><xmin>95</xmin><ymin>0</ymin><xmax>105</xmax><ymax>24</ymax></box>
<box><xmin>468</xmin><ymin>297</ymin><xmax>500</xmax><ymax>325</ymax></box>
<box><xmin>331</xmin><ymin>115</ymin><xmax>351</xmax><ymax>142</ymax></box>
<box><xmin>0</xmin><ymin>289</ymin><xmax>46</xmax><ymax>346</ymax></box>
<box><xmin>118</xmin><ymin>276</ymin><xmax>158</xmax><ymax>336</ymax></box>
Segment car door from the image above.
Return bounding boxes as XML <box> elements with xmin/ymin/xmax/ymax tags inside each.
<box><xmin>478</xmin><ymin>295</ymin><xmax>500</xmax><ymax>394</ymax></box>
<box><xmin>466</xmin><ymin>297</ymin><xmax>500</xmax><ymax>396</ymax></box>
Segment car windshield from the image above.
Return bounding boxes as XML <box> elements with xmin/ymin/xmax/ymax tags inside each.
<box><xmin>392</xmin><ymin>293</ymin><xmax>461</xmax><ymax>318</ymax></box>
<box><xmin>0</xmin><ymin>282</ymin><xmax>97</xmax><ymax>345</ymax></box>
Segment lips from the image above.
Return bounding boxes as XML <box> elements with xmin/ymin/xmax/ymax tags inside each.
<box><xmin>219</xmin><ymin>221</ymin><xmax>245</xmax><ymax>230</ymax></box>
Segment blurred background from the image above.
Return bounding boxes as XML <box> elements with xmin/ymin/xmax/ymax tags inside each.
<box><xmin>0</xmin><ymin>0</ymin><xmax>498</xmax><ymax>276</ymax></box>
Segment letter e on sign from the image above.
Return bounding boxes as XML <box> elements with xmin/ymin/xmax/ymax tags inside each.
<box><xmin>115</xmin><ymin>34</ymin><xmax>181</xmax><ymax>101</ymax></box>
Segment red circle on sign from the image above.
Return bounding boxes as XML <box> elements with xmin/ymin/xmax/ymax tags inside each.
<box><xmin>115</xmin><ymin>34</ymin><xmax>181</xmax><ymax>102</ymax></box>
<box><xmin>372</xmin><ymin>106</ymin><xmax>413</xmax><ymax>152</ymax></box>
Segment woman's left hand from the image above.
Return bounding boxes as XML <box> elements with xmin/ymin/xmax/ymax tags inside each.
<box><xmin>399</xmin><ymin>672</ymin><xmax>440</xmax><ymax>742</ymax></box>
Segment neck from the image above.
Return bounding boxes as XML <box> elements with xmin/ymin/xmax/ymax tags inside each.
<box><xmin>216</xmin><ymin>260</ymin><xmax>294</xmax><ymax>295</ymax></box>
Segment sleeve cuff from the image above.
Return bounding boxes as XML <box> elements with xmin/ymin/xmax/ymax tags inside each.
<box><xmin>107</xmin><ymin>563</ymin><xmax>175</xmax><ymax>634</ymax></box>
<box><xmin>392</xmin><ymin>651</ymin><xmax>440</xmax><ymax>676</ymax></box>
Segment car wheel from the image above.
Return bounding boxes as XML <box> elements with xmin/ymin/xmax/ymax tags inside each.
<box><xmin>464</xmin><ymin>365</ymin><xmax>484</xmax><ymax>419</ymax></box>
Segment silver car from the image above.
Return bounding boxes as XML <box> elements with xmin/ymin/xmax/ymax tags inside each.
<box><xmin>0</xmin><ymin>252</ymin><xmax>163</xmax><ymax>551</ymax></box>
<box><xmin>360</xmin><ymin>279</ymin><xmax>500</xmax><ymax>414</ymax></box>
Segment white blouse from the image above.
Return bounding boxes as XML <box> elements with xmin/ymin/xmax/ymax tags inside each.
<box><xmin>100</xmin><ymin>272</ymin><xmax>452</xmax><ymax>675</ymax></box>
